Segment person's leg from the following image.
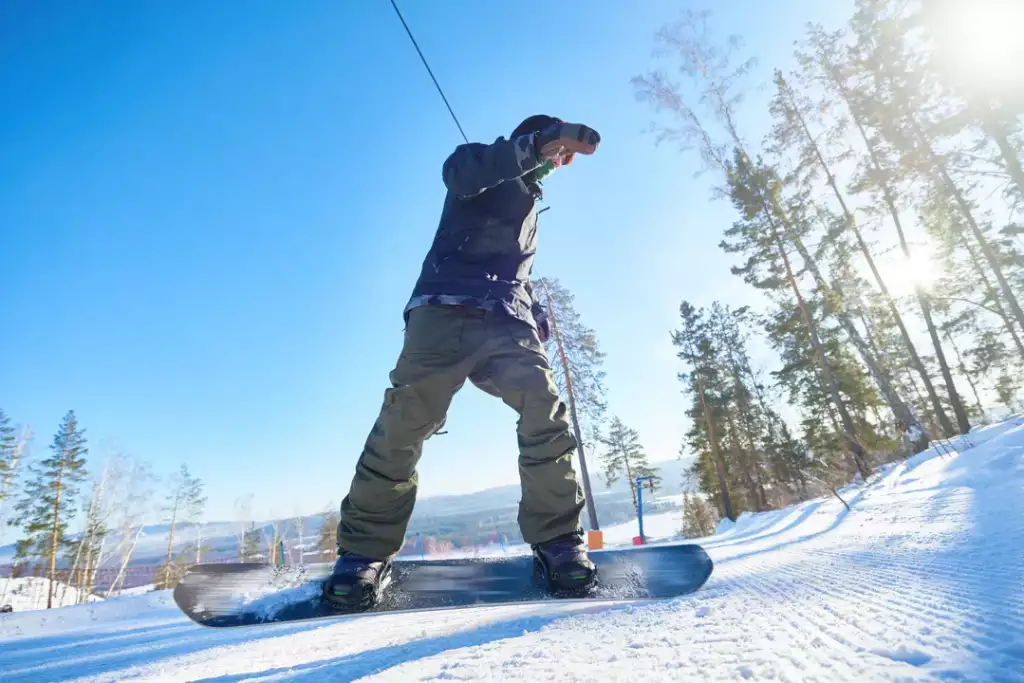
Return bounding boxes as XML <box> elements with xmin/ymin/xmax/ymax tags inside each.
<box><xmin>471</xmin><ymin>313</ymin><xmax>585</xmax><ymax>545</ymax></box>
<box><xmin>337</xmin><ymin>306</ymin><xmax>476</xmax><ymax>560</ymax></box>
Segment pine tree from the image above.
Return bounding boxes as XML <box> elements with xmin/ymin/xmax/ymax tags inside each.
<box><xmin>318</xmin><ymin>512</ymin><xmax>340</xmax><ymax>560</ymax></box>
<box><xmin>536</xmin><ymin>276</ymin><xmax>607</xmax><ymax>530</ymax></box>
<box><xmin>0</xmin><ymin>410</ymin><xmax>26</xmax><ymax>527</ymax></box>
<box><xmin>12</xmin><ymin>410</ymin><xmax>89</xmax><ymax>609</ymax></box>
<box><xmin>673</xmin><ymin>302</ymin><xmax>734</xmax><ymax>520</ymax></box>
<box><xmin>242</xmin><ymin>523</ymin><xmax>261</xmax><ymax>562</ymax></box>
<box><xmin>599</xmin><ymin>417</ymin><xmax>660</xmax><ymax>516</ymax></box>
<box><xmin>707</xmin><ymin>304</ymin><xmax>767</xmax><ymax>511</ymax></box>
<box><xmin>680</xmin><ymin>492</ymin><xmax>718</xmax><ymax>539</ymax></box>
<box><xmin>994</xmin><ymin>374</ymin><xmax>1023</xmax><ymax>415</ymax></box>
<box><xmin>160</xmin><ymin>465</ymin><xmax>206</xmax><ymax>588</ymax></box>
<box><xmin>675</xmin><ymin>300</ymin><xmax>819</xmax><ymax>515</ymax></box>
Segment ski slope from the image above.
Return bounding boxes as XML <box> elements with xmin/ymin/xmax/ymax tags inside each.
<box><xmin>1</xmin><ymin>418</ymin><xmax>1022</xmax><ymax>682</ymax></box>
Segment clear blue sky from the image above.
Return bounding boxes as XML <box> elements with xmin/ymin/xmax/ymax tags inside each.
<box><xmin>1</xmin><ymin>0</ymin><xmax>848</xmax><ymax>521</ymax></box>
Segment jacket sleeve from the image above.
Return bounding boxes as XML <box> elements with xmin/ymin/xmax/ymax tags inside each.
<box><xmin>442</xmin><ymin>134</ymin><xmax>543</xmax><ymax>199</ymax></box>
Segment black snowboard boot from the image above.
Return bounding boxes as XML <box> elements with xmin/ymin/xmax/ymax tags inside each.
<box><xmin>323</xmin><ymin>550</ymin><xmax>393</xmax><ymax>611</ymax></box>
<box><xmin>532</xmin><ymin>532</ymin><xmax>596</xmax><ymax>595</ymax></box>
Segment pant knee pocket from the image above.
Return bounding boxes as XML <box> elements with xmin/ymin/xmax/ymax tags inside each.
<box><xmin>503</xmin><ymin>319</ymin><xmax>544</xmax><ymax>355</ymax></box>
<box><xmin>383</xmin><ymin>385</ymin><xmax>442</xmax><ymax>440</ymax></box>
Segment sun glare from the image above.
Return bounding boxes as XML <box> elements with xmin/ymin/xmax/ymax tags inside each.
<box><xmin>928</xmin><ymin>0</ymin><xmax>1024</xmax><ymax>96</ymax></box>
<box><xmin>869</xmin><ymin>248</ymin><xmax>939</xmax><ymax>299</ymax></box>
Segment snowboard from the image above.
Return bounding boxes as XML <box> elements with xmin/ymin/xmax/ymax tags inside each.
<box><xmin>172</xmin><ymin>543</ymin><xmax>713</xmax><ymax>628</ymax></box>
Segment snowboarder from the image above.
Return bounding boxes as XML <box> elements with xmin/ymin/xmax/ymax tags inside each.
<box><xmin>324</xmin><ymin>115</ymin><xmax>602</xmax><ymax>611</ymax></box>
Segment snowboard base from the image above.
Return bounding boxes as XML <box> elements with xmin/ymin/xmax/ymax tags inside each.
<box><xmin>173</xmin><ymin>543</ymin><xmax>713</xmax><ymax>628</ymax></box>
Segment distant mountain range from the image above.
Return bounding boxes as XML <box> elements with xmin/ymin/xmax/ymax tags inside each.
<box><xmin>411</xmin><ymin>457</ymin><xmax>688</xmax><ymax>517</ymax></box>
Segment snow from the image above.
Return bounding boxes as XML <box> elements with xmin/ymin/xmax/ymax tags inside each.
<box><xmin>0</xmin><ymin>577</ymin><xmax>102</xmax><ymax>612</ymax></box>
<box><xmin>601</xmin><ymin>508</ymin><xmax>682</xmax><ymax>545</ymax></box>
<box><xmin>1</xmin><ymin>416</ymin><xmax>1022</xmax><ymax>682</ymax></box>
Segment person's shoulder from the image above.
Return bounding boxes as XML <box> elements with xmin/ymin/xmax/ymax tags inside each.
<box><xmin>453</xmin><ymin>137</ymin><xmax>506</xmax><ymax>150</ymax></box>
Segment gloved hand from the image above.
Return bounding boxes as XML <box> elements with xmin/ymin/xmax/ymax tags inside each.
<box><xmin>534</xmin><ymin>122</ymin><xmax>600</xmax><ymax>167</ymax></box>
<box><xmin>530</xmin><ymin>296</ymin><xmax>552</xmax><ymax>343</ymax></box>
<box><xmin>537</xmin><ymin>316</ymin><xmax>551</xmax><ymax>343</ymax></box>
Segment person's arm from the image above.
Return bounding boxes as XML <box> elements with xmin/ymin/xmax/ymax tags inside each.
<box><xmin>442</xmin><ymin>135</ymin><xmax>542</xmax><ymax>199</ymax></box>
<box><xmin>442</xmin><ymin>122</ymin><xmax>601</xmax><ymax>199</ymax></box>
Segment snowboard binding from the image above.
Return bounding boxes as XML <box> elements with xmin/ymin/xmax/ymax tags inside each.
<box><xmin>322</xmin><ymin>553</ymin><xmax>394</xmax><ymax>612</ymax></box>
<box><xmin>532</xmin><ymin>555</ymin><xmax>598</xmax><ymax>597</ymax></box>
<box><xmin>531</xmin><ymin>533</ymin><xmax>599</xmax><ymax>597</ymax></box>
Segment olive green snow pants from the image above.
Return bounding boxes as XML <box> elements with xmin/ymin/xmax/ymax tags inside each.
<box><xmin>337</xmin><ymin>304</ymin><xmax>585</xmax><ymax>560</ymax></box>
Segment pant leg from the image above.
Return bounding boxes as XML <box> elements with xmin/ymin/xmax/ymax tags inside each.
<box><xmin>337</xmin><ymin>306</ymin><xmax>474</xmax><ymax>560</ymax></box>
<box><xmin>473</xmin><ymin>314</ymin><xmax>585</xmax><ymax>545</ymax></box>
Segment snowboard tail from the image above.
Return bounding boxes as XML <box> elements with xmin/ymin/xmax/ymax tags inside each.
<box><xmin>173</xmin><ymin>543</ymin><xmax>713</xmax><ymax>628</ymax></box>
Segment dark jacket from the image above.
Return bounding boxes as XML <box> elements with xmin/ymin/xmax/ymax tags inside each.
<box><xmin>406</xmin><ymin>134</ymin><xmax>548</xmax><ymax>329</ymax></box>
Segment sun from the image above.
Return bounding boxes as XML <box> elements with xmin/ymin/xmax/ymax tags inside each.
<box><xmin>926</xmin><ymin>0</ymin><xmax>1024</xmax><ymax>97</ymax></box>
<box><xmin>868</xmin><ymin>248</ymin><xmax>938</xmax><ymax>299</ymax></box>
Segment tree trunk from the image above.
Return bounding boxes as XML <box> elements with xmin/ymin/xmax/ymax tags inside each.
<box><xmin>977</xmin><ymin>107</ymin><xmax>1024</xmax><ymax>199</ymax></box>
<box><xmin>623</xmin><ymin>453</ymin><xmax>637</xmax><ymax>516</ymax></box>
<box><xmin>164</xmin><ymin>505</ymin><xmax>177</xmax><ymax>589</ymax></box>
<box><xmin>680</xmin><ymin>326</ymin><xmax>735</xmax><ymax>521</ymax></box>
<box><xmin>695</xmin><ymin>369</ymin><xmax>734</xmax><ymax>521</ymax></box>
<box><xmin>856</xmin><ymin>301</ymin><xmax>885</xmax><ymax>361</ymax></box>
<box><xmin>919</xmin><ymin>293</ymin><xmax>971</xmax><ymax>433</ymax></box>
<box><xmin>727</xmin><ymin>370</ymin><xmax>769</xmax><ymax>511</ymax></box>
<box><xmin>108</xmin><ymin>525</ymin><xmax>144</xmax><ymax>596</ymax></box>
<box><xmin>48</xmin><ymin>466</ymin><xmax>65</xmax><ymax>609</ymax></box>
<box><xmin>87</xmin><ymin>536</ymin><xmax>105</xmax><ymax>602</ymax></box>
<box><xmin>61</xmin><ymin>521</ymin><xmax>85</xmax><ymax>608</ymax></box>
<box><xmin>943</xmin><ymin>329</ymin><xmax>987</xmax><ymax>421</ymax></box>
<box><xmin>725</xmin><ymin>413</ymin><xmax>762</xmax><ymax>512</ymax></box>
<box><xmin>544</xmin><ymin>286</ymin><xmax>600</xmax><ymax>530</ymax></box>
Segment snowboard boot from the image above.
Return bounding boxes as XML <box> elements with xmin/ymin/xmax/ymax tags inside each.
<box><xmin>532</xmin><ymin>532</ymin><xmax>597</xmax><ymax>595</ymax></box>
<box><xmin>323</xmin><ymin>550</ymin><xmax>393</xmax><ymax>611</ymax></box>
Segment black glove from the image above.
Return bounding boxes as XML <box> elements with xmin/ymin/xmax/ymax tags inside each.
<box><xmin>534</xmin><ymin>123</ymin><xmax>600</xmax><ymax>166</ymax></box>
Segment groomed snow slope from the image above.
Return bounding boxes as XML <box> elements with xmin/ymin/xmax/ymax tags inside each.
<box><xmin>1</xmin><ymin>418</ymin><xmax>1022</xmax><ymax>682</ymax></box>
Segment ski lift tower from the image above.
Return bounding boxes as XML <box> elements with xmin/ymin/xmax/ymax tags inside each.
<box><xmin>635</xmin><ymin>475</ymin><xmax>657</xmax><ymax>545</ymax></box>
